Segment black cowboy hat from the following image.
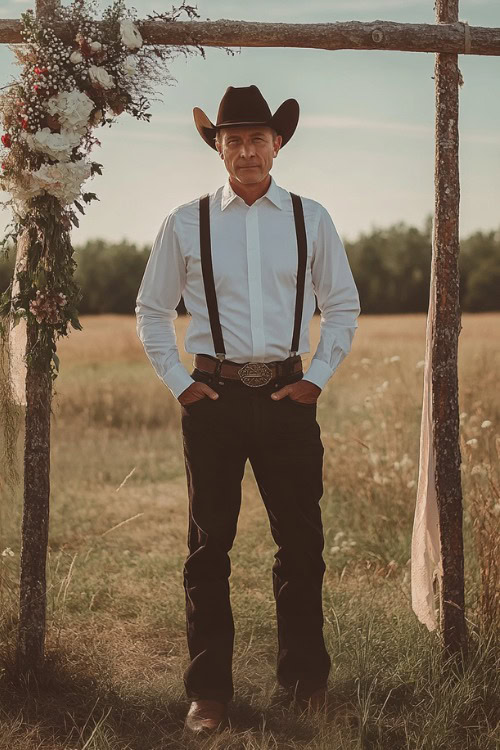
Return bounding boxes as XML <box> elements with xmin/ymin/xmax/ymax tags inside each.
<box><xmin>193</xmin><ymin>85</ymin><xmax>299</xmax><ymax>150</ymax></box>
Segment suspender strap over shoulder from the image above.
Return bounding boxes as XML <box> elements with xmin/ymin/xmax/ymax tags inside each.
<box><xmin>198</xmin><ymin>191</ymin><xmax>308</xmax><ymax>363</ymax></box>
<box><xmin>290</xmin><ymin>192</ymin><xmax>307</xmax><ymax>357</ymax></box>
<box><xmin>199</xmin><ymin>193</ymin><xmax>226</xmax><ymax>360</ymax></box>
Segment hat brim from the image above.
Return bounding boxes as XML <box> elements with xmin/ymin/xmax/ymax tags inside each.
<box><xmin>193</xmin><ymin>99</ymin><xmax>299</xmax><ymax>150</ymax></box>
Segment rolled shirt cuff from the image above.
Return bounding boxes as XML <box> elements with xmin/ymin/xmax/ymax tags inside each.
<box><xmin>302</xmin><ymin>358</ymin><xmax>334</xmax><ymax>391</ymax></box>
<box><xmin>164</xmin><ymin>361</ymin><xmax>195</xmax><ymax>399</ymax></box>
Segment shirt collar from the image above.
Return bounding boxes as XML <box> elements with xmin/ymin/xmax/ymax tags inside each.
<box><xmin>220</xmin><ymin>175</ymin><xmax>283</xmax><ymax>211</ymax></box>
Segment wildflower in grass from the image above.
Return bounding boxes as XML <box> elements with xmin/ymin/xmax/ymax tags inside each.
<box><xmin>459</xmin><ymin>411</ymin><xmax>468</xmax><ymax>422</ymax></box>
<box><xmin>390</xmin><ymin>355</ymin><xmax>400</xmax><ymax>362</ymax></box>
<box><xmin>407</xmin><ymin>479</ymin><xmax>416</xmax><ymax>489</ymax></box>
<box><xmin>471</xmin><ymin>464</ymin><xmax>487</xmax><ymax>477</ymax></box>
<box><xmin>481</xmin><ymin>420</ymin><xmax>492</xmax><ymax>429</ymax></box>
<box><xmin>1</xmin><ymin>547</ymin><xmax>14</xmax><ymax>557</ymax></box>
<box><xmin>466</xmin><ymin>438</ymin><xmax>478</xmax><ymax>448</ymax></box>
<box><xmin>394</xmin><ymin>453</ymin><xmax>414</xmax><ymax>471</ymax></box>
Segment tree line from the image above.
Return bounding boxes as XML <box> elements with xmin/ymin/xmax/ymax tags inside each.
<box><xmin>1</xmin><ymin>214</ymin><xmax>499</xmax><ymax>314</ymax></box>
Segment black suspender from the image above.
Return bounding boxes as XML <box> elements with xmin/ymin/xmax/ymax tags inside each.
<box><xmin>198</xmin><ymin>191</ymin><xmax>307</xmax><ymax>363</ymax></box>
<box><xmin>199</xmin><ymin>194</ymin><xmax>226</xmax><ymax>360</ymax></box>
<box><xmin>290</xmin><ymin>192</ymin><xmax>307</xmax><ymax>357</ymax></box>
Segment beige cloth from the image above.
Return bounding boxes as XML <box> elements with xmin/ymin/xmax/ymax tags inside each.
<box><xmin>410</xmin><ymin>240</ymin><xmax>442</xmax><ymax>631</ymax></box>
<box><xmin>7</xmin><ymin>238</ymin><xmax>28</xmax><ymax>407</ymax></box>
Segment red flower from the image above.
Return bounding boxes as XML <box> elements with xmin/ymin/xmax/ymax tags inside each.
<box><xmin>33</xmin><ymin>84</ymin><xmax>40</xmax><ymax>92</ymax></box>
<box><xmin>1</xmin><ymin>133</ymin><xmax>11</xmax><ymax>148</ymax></box>
<box><xmin>21</xmin><ymin>118</ymin><xmax>29</xmax><ymax>129</ymax></box>
<box><xmin>1</xmin><ymin>162</ymin><xmax>6</xmax><ymax>170</ymax></box>
<box><xmin>34</xmin><ymin>66</ymin><xmax>48</xmax><ymax>75</ymax></box>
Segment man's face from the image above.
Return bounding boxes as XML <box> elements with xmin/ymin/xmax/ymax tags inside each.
<box><xmin>215</xmin><ymin>125</ymin><xmax>283</xmax><ymax>185</ymax></box>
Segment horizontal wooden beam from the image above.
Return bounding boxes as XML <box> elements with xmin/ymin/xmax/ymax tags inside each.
<box><xmin>1</xmin><ymin>18</ymin><xmax>499</xmax><ymax>56</ymax></box>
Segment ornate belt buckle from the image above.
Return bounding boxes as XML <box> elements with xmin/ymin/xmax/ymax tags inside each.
<box><xmin>238</xmin><ymin>362</ymin><xmax>273</xmax><ymax>387</ymax></box>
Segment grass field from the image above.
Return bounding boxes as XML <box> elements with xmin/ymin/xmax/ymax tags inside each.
<box><xmin>0</xmin><ymin>312</ymin><xmax>499</xmax><ymax>750</ymax></box>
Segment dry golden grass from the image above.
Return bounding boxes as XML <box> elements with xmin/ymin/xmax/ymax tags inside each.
<box><xmin>0</xmin><ymin>312</ymin><xmax>498</xmax><ymax>749</ymax></box>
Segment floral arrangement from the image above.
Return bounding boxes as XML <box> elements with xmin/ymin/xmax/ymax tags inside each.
<box><xmin>0</xmin><ymin>0</ymin><xmax>203</xmax><ymax>334</ymax></box>
<box><xmin>0</xmin><ymin>0</ymin><xmax>204</xmax><ymax>487</ymax></box>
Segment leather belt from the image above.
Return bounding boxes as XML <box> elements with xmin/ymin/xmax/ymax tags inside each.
<box><xmin>194</xmin><ymin>353</ymin><xmax>303</xmax><ymax>387</ymax></box>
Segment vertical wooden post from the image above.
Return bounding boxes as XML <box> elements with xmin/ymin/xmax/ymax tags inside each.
<box><xmin>433</xmin><ymin>0</ymin><xmax>467</xmax><ymax>659</ymax></box>
<box><xmin>16</xmin><ymin>0</ymin><xmax>60</xmax><ymax>677</ymax></box>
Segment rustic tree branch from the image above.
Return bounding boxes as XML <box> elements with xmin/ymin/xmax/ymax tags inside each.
<box><xmin>15</xmin><ymin>0</ymin><xmax>60</xmax><ymax>679</ymax></box>
<box><xmin>16</xmin><ymin>297</ymin><xmax>52</xmax><ymax>676</ymax></box>
<box><xmin>0</xmin><ymin>18</ymin><xmax>499</xmax><ymax>55</ymax></box>
<box><xmin>432</xmin><ymin>0</ymin><xmax>467</xmax><ymax>662</ymax></box>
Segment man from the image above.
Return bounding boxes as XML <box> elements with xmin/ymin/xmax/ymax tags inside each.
<box><xmin>135</xmin><ymin>85</ymin><xmax>360</xmax><ymax>733</ymax></box>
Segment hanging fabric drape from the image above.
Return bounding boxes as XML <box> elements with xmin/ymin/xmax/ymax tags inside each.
<box><xmin>410</xmin><ymin>223</ymin><xmax>442</xmax><ymax>632</ymax></box>
<box><xmin>7</xmin><ymin>237</ymin><xmax>28</xmax><ymax>407</ymax></box>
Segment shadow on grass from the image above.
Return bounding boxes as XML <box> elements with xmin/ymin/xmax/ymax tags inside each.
<box><xmin>0</xmin><ymin>631</ymin><xmax>498</xmax><ymax>750</ymax></box>
<box><xmin>0</xmin><ymin>645</ymin><xmax>338</xmax><ymax>749</ymax></box>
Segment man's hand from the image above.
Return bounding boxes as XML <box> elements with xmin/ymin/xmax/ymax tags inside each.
<box><xmin>178</xmin><ymin>382</ymin><xmax>219</xmax><ymax>406</ymax></box>
<box><xmin>271</xmin><ymin>380</ymin><xmax>322</xmax><ymax>404</ymax></box>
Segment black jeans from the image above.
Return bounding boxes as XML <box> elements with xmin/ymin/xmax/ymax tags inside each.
<box><xmin>180</xmin><ymin>364</ymin><xmax>331</xmax><ymax>703</ymax></box>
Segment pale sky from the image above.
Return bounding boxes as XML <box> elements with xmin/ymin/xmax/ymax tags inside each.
<box><xmin>0</xmin><ymin>0</ymin><xmax>499</xmax><ymax>246</ymax></box>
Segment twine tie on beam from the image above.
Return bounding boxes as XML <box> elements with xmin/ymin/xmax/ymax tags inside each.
<box><xmin>460</xmin><ymin>20</ymin><xmax>471</xmax><ymax>54</ymax></box>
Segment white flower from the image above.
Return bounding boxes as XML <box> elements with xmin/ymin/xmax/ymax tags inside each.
<box><xmin>120</xmin><ymin>18</ymin><xmax>143</xmax><ymax>50</ymax></box>
<box><xmin>334</xmin><ymin>531</ymin><xmax>345</xmax><ymax>543</ymax></box>
<box><xmin>390</xmin><ymin>355</ymin><xmax>400</xmax><ymax>363</ymax></box>
<box><xmin>30</xmin><ymin>160</ymin><xmax>92</xmax><ymax>204</ymax></box>
<box><xmin>46</xmin><ymin>90</ymin><xmax>94</xmax><ymax>135</ymax></box>
<box><xmin>471</xmin><ymin>464</ymin><xmax>487</xmax><ymax>477</ymax></box>
<box><xmin>90</xmin><ymin>41</ymin><xmax>102</xmax><ymax>53</ymax></box>
<box><xmin>465</xmin><ymin>438</ymin><xmax>478</xmax><ymax>447</ymax></box>
<box><xmin>20</xmin><ymin>127</ymin><xmax>81</xmax><ymax>162</ymax></box>
<box><xmin>1</xmin><ymin>547</ymin><xmax>14</xmax><ymax>557</ymax></box>
<box><xmin>330</xmin><ymin>546</ymin><xmax>340</xmax><ymax>554</ymax></box>
<box><xmin>69</xmin><ymin>50</ymin><xmax>83</xmax><ymax>64</ymax></box>
<box><xmin>481</xmin><ymin>420</ymin><xmax>492</xmax><ymax>429</ymax></box>
<box><xmin>88</xmin><ymin>65</ymin><xmax>115</xmax><ymax>90</ymax></box>
<box><xmin>122</xmin><ymin>55</ymin><xmax>138</xmax><ymax>77</ymax></box>
<box><xmin>0</xmin><ymin>172</ymin><xmax>44</xmax><ymax>210</ymax></box>
<box><xmin>407</xmin><ymin>480</ymin><xmax>416</xmax><ymax>489</ymax></box>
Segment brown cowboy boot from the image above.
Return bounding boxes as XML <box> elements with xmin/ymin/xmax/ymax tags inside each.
<box><xmin>184</xmin><ymin>699</ymin><xmax>229</xmax><ymax>733</ymax></box>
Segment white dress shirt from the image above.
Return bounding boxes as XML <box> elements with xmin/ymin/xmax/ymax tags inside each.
<box><xmin>135</xmin><ymin>175</ymin><xmax>360</xmax><ymax>399</ymax></box>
